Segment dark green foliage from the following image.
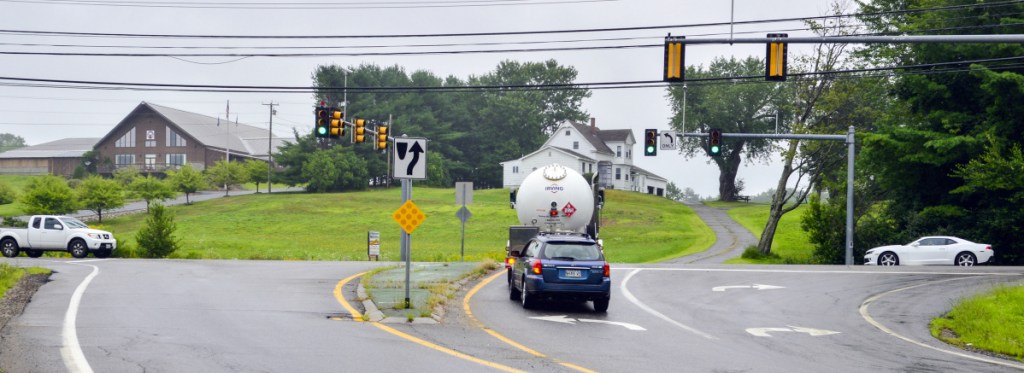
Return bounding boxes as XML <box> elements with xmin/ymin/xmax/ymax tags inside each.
<box><xmin>288</xmin><ymin>60</ymin><xmax>589</xmax><ymax>190</ymax></box>
<box><xmin>848</xmin><ymin>0</ymin><xmax>1024</xmax><ymax>264</ymax></box>
<box><xmin>166</xmin><ymin>164</ymin><xmax>206</xmax><ymax>204</ymax></box>
<box><xmin>128</xmin><ymin>175</ymin><xmax>175</xmax><ymax>213</ymax></box>
<box><xmin>76</xmin><ymin>175</ymin><xmax>125</xmax><ymax>223</ymax></box>
<box><xmin>135</xmin><ymin>203</ymin><xmax>179</xmax><ymax>258</ymax></box>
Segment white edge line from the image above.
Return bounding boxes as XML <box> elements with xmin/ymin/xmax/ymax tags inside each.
<box><xmin>61</xmin><ymin>262</ymin><xmax>98</xmax><ymax>373</ymax></box>
<box><xmin>613</xmin><ymin>267</ymin><xmax>1021</xmax><ymax>276</ymax></box>
<box><xmin>859</xmin><ymin>277</ymin><xmax>1024</xmax><ymax>370</ymax></box>
<box><xmin>619</xmin><ymin>268</ymin><xmax>716</xmax><ymax>340</ymax></box>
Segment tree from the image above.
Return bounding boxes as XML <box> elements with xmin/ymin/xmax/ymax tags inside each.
<box><xmin>853</xmin><ymin>0</ymin><xmax>1024</xmax><ymax>263</ymax></box>
<box><xmin>76</xmin><ymin>175</ymin><xmax>125</xmax><ymax>223</ymax></box>
<box><xmin>755</xmin><ymin>4</ymin><xmax>861</xmax><ymax>256</ymax></box>
<box><xmin>0</xmin><ymin>133</ymin><xmax>26</xmax><ymax>153</ymax></box>
<box><xmin>135</xmin><ymin>203</ymin><xmax>179</xmax><ymax>258</ymax></box>
<box><xmin>665</xmin><ymin>182</ymin><xmax>684</xmax><ymax>201</ymax></box>
<box><xmin>666</xmin><ymin>56</ymin><xmax>788</xmax><ymax>201</ymax></box>
<box><xmin>243</xmin><ymin>160</ymin><xmax>270</xmax><ymax>193</ymax></box>
<box><xmin>21</xmin><ymin>176</ymin><xmax>78</xmax><ymax>215</ymax></box>
<box><xmin>167</xmin><ymin>164</ymin><xmax>206</xmax><ymax>204</ymax></box>
<box><xmin>206</xmin><ymin>160</ymin><xmax>245</xmax><ymax>196</ymax></box>
<box><xmin>128</xmin><ymin>175</ymin><xmax>175</xmax><ymax>213</ymax></box>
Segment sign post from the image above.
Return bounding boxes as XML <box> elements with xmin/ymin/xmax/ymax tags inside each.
<box><xmin>391</xmin><ymin>136</ymin><xmax>428</xmax><ymax>308</ymax></box>
<box><xmin>455</xmin><ymin>182</ymin><xmax>473</xmax><ymax>262</ymax></box>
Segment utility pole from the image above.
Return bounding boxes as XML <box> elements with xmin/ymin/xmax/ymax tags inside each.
<box><xmin>224</xmin><ymin>100</ymin><xmax>231</xmax><ymax>196</ymax></box>
<box><xmin>262</xmin><ymin>101</ymin><xmax>277</xmax><ymax>193</ymax></box>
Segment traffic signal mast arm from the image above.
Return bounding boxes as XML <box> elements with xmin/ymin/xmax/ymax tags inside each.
<box><xmin>663</xmin><ymin>34</ymin><xmax>1024</xmax><ymax>45</ymax></box>
<box><xmin>677</xmin><ymin>130</ymin><xmax>850</xmax><ymax>142</ymax></box>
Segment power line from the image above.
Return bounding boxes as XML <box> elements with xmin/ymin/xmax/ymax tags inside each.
<box><xmin>0</xmin><ymin>0</ymin><xmax>615</xmax><ymax>10</ymax></box>
<box><xmin>1</xmin><ymin>0</ymin><xmax>1019</xmax><ymax>39</ymax></box>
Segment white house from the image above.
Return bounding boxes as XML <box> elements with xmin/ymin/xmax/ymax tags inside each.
<box><xmin>500</xmin><ymin>119</ymin><xmax>669</xmax><ymax>196</ymax></box>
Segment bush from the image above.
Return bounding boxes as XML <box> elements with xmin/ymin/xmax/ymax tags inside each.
<box><xmin>0</xmin><ymin>182</ymin><xmax>16</xmax><ymax>205</ymax></box>
<box><xmin>135</xmin><ymin>203</ymin><xmax>180</xmax><ymax>258</ymax></box>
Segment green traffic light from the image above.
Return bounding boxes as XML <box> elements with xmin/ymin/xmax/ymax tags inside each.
<box><xmin>710</xmin><ymin>145</ymin><xmax>720</xmax><ymax>154</ymax></box>
<box><xmin>646</xmin><ymin>145</ymin><xmax>655</xmax><ymax>155</ymax></box>
<box><xmin>317</xmin><ymin>126</ymin><xmax>327</xmax><ymax>135</ymax></box>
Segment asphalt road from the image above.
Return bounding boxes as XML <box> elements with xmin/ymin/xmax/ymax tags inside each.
<box><xmin>2</xmin><ymin>258</ymin><xmax>1022</xmax><ymax>373</ymax></box>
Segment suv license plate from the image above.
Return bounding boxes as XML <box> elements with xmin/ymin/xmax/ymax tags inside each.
<box><xmin>564</xmin><ymin>269</ymin><xmax>583</xmax><ymax>278</ymax></box>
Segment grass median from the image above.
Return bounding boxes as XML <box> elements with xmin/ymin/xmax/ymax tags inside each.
<box><xmin>0</xmin><ymin>263</ymin><xmax>50</xmax><ymax>299</ymax></box>
<box><xmin>930</xmin><ymin>284</ymin><xmax>1024</xmax><ymax>362</ymax></box>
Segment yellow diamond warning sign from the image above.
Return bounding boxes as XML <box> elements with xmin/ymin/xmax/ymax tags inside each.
<box><xmin>392</xmin><ymin>200</ymin><xmax>426</xmax><ymax>234</ymax></box>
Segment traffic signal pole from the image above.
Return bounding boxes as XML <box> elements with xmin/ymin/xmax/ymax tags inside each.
<box><xmin>676</xmin><ymin>127</ymin><xmax>857</xmax><ymax>265</ymax></box>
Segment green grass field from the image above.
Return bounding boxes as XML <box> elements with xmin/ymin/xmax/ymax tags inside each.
<box><xmin>99</xmin><ymin>188</ymin><xmax>713</xmax><ymax>263</ymax></box>
<box><xmin>931</xmin><ymin>284</ymin><xmax>1024</xmax><ymax>362</ymax></box>
<box><xmin>0</xmin><ymin>264</ymin><xmax>50</xmax><ymax>299</ymax></box>
<box><xmin>717</xmin><ymin>202</ymin><xmax>815</xmax><ymax>264</ymax></box>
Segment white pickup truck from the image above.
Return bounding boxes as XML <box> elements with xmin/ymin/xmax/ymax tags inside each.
<box><xmin>1</xmin><ymin>215</ymin><xmax>117</xmax><ymax>259</ymax></box>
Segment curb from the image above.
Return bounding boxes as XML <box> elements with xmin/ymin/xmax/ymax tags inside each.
<box><xmin>355</xmin><ymin>267</ymin><xmax>493</xmax><ymax>324</ymax></box>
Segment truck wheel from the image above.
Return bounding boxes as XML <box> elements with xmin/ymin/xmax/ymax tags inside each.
<box><xmin>68</xmin><ymin>239</ymin><xmax>89</xmax><ymax>259</ymax></box>
<box><xmin>26</xmin><ymin>250</ymin><xmax>43</xmax><ymax>258</ymax></box>
<box><xmin>1</xmin><ymin>238</ymin><xmax>19</xmax><ymax>258</ymax></box>
<box><xmin>94</xmin><ymin>249</ymin><xmax>111</xmax><ymax>259</ymax></box>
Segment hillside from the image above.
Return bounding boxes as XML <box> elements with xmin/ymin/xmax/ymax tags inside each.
<box><xmin>99</xmin><ymin>188</ymin><xmax>714</xmax><ymax>263</ymax></box>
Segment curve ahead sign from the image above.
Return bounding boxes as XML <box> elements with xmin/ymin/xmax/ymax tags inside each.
<box><xmin>393</xmin><ymin>137</ymin><xmax>427</xmax><ymax>180</ymax></box>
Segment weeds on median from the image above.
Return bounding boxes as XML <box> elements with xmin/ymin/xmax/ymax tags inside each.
<box><xmin>930</xmin><ymin>284</ymin><xmax>1024</xmax><ymax>362</ymax></box>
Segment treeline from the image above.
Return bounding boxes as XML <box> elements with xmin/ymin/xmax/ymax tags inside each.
<box><xmin>272</xmin><ymin>60</ymin><xmax>590</xmax><ymax>191</ymax></box>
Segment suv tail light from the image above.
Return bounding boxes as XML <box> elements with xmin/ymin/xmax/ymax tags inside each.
<box><xmin>985</xmin><ymin>245</ymin><xmax>992</xmax><ymax>251</ymax></box>
<box><xmin>603</xmin><ymin>262</ymin><xmax>610</xmax><ymax>277</ymax></box>
<box><xmin>532</xmin><ymin>260</ymin><xmax>543</xmax><ymax>274</ymax></box>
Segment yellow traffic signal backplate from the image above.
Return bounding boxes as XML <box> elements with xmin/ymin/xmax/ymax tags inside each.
<box><xmin>392</xmin><ymin>200</ymin><xmax>426</xmax><ymax>234</ymax></box>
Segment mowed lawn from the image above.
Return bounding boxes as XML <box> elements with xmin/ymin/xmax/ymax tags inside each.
<box><xmin>100</xmin><ymin>188</ymin><xmax>713</xmax><ymax>263</ymax></box>
<box><xmin>718</xmin><ymin>202</ymin><xmax>815</xmax><ymax>264</ymax></box>
<box><xmin>0</xmin><ymin>175</ymin><xmax>37</xmax><ymax>217</ymax></box>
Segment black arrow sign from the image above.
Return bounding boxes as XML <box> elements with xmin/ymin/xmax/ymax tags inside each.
<box><xmin>406</xmin><ymin>141</ymin><xmax>424</xmax><ymax>176</ymax></box>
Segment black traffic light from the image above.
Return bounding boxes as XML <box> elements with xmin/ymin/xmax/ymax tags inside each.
<box><xmin>376</xmin><ymin>124</ymin><xmax>388</xmax><ymax>151</ymax></box>
<box><xmin>314</xmin><ymin>107</ymin><xmax>329</xmax><ymax>138</ymax></box>
<box><xmin>353</xmin><ymin>118</ymin><xmax>366</xmax><ymax>143</ymax></box>
<box><xmin>329</xmin><ymin>109</ymin><xmax>344</xmax><ymax>138</ymax></box>
<box><xmin>708</xmin><ymin>128</ymin><xmax>722</xmax><ymax>156</ymax></box>
<box><xmin>644</xmin><ymin>129</ymin><xmax>658</xmax><ymax>156</ymax></box>
<box><xmin>664</xmin><ymin>35</ymin><xmax>685</xmax><ymax>82</ymax></box>
<box><xmin>765</xmin><ymin>33</ymin><xmax>788</xmax><ymax>81</ymax></box>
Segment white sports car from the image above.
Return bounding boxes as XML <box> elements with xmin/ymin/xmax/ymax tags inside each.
<box><xmin>864</xmin><ymin>236</ymin><xmax>993</xmax><ymax>266</ymax></box>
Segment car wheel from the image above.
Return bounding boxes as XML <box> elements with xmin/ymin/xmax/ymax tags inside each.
<box><xmin>593</xmin><ymin>297</ymin><xmax>610</xmax><ymax>313</ymax></box>
<box><xmin>520</xmin><ymin>275</ymin><xmax>536</xmax><ymax>309</ymax></box>
<box><xmin>68</xmin><ymin>239</ymin><xmax>89</xmax><ymax>259</ymax></box>
<box><xmin>26</xmin><ymin>250</ymin><xmax>43</xmax><ymax>258</ymax></box>
<box><xmin>509</xmin><ymin>274</ymin><xmax>521</xmax><ymax>300</ymax></box>
<box><xmin>94</xmin><ymin>249</ymin><xmax>112</xmax><ymax>259</ymax></box>
<box><xmin>1</xmin><ymin>238</ymin><xmax>19</xmax><ymax>258</ymax></box>
<box><xmin>955</xmin><ymin>252</ymin><xmax>977</xmax><ymax>267</ymax></box>
<box><xmin>878</xmin><ymin>252</ymin><xmax>899</xmax><ymax>266</ymax></box>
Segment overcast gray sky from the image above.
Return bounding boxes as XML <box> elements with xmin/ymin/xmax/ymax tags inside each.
<box><xmin>1</xmin><ymin>0</ymin><xmax>842</xmax><ymax>197</ymax></box>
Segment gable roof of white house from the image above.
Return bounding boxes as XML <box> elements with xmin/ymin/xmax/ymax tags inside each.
<box><xmin>500</xmin><ymin>145</ymin><xmax>596</xmax><ymax>165</ymax></box>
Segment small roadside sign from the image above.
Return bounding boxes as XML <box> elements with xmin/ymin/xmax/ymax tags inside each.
<box><xmin>367</xmin><ymin>231</ymin><xmax>381</xmax><ymax>261</ymax></box>
<box><xmin>455</xmin><ymin>181</ymin><xmax>473</xmax><ymax>205</ymax></box>
<box><xmin>456</xmin><ymin>206</ymin><xmax>472</xmax><ymax>223</ymax></box>
<box><xmin>660</xmin><ymin>131</ymin><xmax>678</xmax><ymax>150</ymax></box>
<box><xmin>392</xmin><ymin>200</ymin><xmax>426</xmax><ymax>234</ymax></box>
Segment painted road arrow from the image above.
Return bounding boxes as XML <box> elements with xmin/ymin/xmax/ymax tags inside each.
<box><xmin>530</xmin><ymin>315</ymin><xmax>645</xmax><ymax>331</ymax></box>
<box><xmin>746</xmin><ymin>326</ymin><xmax>840</xmax><ymax>337</ymax></box>
<box><xmin>712</xmin><ymin>284</ymin><xmax>786</xmax><ymax>292</ymax></box>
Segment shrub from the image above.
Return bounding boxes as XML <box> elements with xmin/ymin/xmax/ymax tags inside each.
<box><xmin>135</xmin><ymin>203</ymin><xmax>180</xmax><ymax>258</ymax></box>
<box><xmin>0</xmin><ymin>182</ymin><xmax>16</xmax><ymax>205</ymax></box>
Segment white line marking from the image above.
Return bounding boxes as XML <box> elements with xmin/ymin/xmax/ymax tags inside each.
<box><xmin>613</xmin><ymin>267</ymin><xmax>1020</xmax><ymax>276</ymax></box>
<box><xmin>619</xmin><ymin>269</ymin><xmax>715</xmax><ymax>340</ymax></box>
<box><xmin>860</xmin><ymin>277</ymin><xmax>1024</xmax><ymax>370</ymax></box>
<box><xmin>61</xmin><ymin>262</ymin><xmax>98</xmax><ymax>373</ymax></box>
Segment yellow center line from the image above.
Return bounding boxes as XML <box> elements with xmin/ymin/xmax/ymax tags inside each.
<box><xmin>463</xmin><ymin>271</ymin><xmax>599</xmax><ymax>373</ymax></box>
<box><xmin>333</xmin><ymin>271</ymin><xmax>523</xmax><ymax>373</ymax></box>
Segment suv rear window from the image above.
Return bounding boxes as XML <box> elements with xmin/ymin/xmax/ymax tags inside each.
<box><xmin>541</xmin><ymin>242</ymin><xmax>602</xmax><ymax>261</ymax></box>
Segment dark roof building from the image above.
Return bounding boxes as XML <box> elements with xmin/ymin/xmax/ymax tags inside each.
<box><xmin>0</xmin><ymin>138</ymin><xmax>100</xmax><ymax>177</ymax></box>
<box><xmin>93</xmin><ymin>102</ymin><xmax>284</xmax><ymax>174</ymax></box>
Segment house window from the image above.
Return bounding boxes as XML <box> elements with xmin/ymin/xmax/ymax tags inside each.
<box><xmin>615</xmin><ymin>168</ymin><xmax>621</xmax><ymax>180</ymax></box>
<box><xmin>616</xmin><ymin>146</ymin><xmax>622</xmax><ymax>158</ymax></box>
<box><xmin>166</xmin><ymin>154</ymin><xmax>186</xmax><ymax>167</ymax></box>
<box><xmin>145</xmin><ymin>154</ymin><xmax>156</xmax><ymax>170</ymax></box>
<box><xmin>627</xmin><ymin>150</ymin><xmax>631</xmax><ymax>159</ymax></box>
<box><xmin>565</xmin><ymin>130</ymin><xmax>571</xmax><ymax>136</ymax></box>
<box><xmin>573</xmin><ymin>141</ymin><xmax>579</xmax><ymax>150</ymax></box>
<box><xmin>589</xmin><ymin>164</ymin><xmax>593</xmax><ymax>173</ymax></box>
<box><xmin>513</xmin><ymin>166</ymin><xmax>519</xmax><ymax>174</ymax></box>
<box><xmin>581</xmin><ymin>162</ymin><xmax>585</xmax><ymax>173</ymax></box>
<box><xmin>145</xmin><ymin>140</ymin><xmax>156</xmax><ymax>147</ymax></box>
<box><xmin>115</xmin><ymin>128</ymin><xmax>136</xmax><ymax>148</ymax></box>
<box><xmin>167</xmin><ymin>127</ymin><xmax>187</xmax><ymax>147</ymax></box>
<box><xmin>115</xmin><ymin>154</ymin><xmax>135</xmax><ymax>167</ymax></box>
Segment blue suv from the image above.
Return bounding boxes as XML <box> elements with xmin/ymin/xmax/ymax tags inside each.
<box><xmin>509</xmin><ymin>233</ymin><xmax>611</xmax><ymax>312</ymax></box>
